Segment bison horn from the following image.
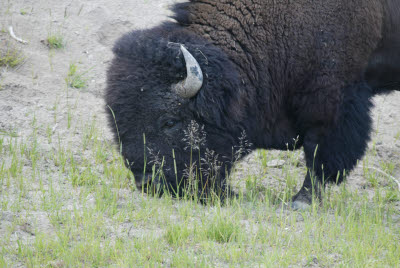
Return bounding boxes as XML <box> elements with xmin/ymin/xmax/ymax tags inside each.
<box><xmin>172</xmin><ymin>45</ymin><xmax>203</xmax><ymax>98</ymax></box>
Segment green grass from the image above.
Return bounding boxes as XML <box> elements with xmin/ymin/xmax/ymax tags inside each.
<box><xmin>46</xmin><ymin>33</ymin><xmax>65</xmax><ymax>49</ymax></box>
<box><xmin>205</xmin><ymin>209</ymin><xmax>241</xmax><ymax>243</ymax></box>
<box><xmin>0</xmin><ymin>45</ymin><xmax>25</xmax><ymax>68</ymax></box>
<box><xmin>20</xmin><ymin>9</ymin><xmax>29</xmax><ymax>15</ymax></box>
<box><xmin>0</xmin><ymin>129</ymin><xmax>18</xmax><ymax>137</ymax></box>
<box><xmin>165</xmin><ymin>222</ymin><xmax>192</xmax><ymax>247</ymax></box>
<box><xmin>0</xmin><ymin>107</ymin><xmax>399</xmax><ymax>267</ymax></box>
<box><xmin>65</xmin><ymin>62</ymin><xmax>88</xmax><ymax>88</ymax></box>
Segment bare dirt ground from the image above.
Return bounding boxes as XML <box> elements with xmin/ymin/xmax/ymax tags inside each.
<box><xmin>1</xmin><ymin>0</ymin><xmax>400</xmax><ymax>266</ymax></box>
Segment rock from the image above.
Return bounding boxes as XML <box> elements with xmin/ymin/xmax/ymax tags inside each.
<box><xmin>267</xmin><ymin>159</ymin><xmax>285</xmax><ymax>167</ymax></box>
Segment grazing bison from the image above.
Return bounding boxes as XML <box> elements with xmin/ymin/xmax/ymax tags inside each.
<box><xmin>105</xmin><ymin>0</ymin><xmax>400</xmax><ymax>208</ymax></box>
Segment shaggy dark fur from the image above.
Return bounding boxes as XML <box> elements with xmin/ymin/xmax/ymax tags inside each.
<box><xmin>105</xmin><ymin>0</ymin><xmax>400</xmax><ymax>207</ymax></box>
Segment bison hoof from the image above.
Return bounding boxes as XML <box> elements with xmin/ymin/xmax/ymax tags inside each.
<box><xmin>291</xmin><ymin>200</ymin><xmax>311</xmax><ymax>210</ymax></box>
<box><xmin>276</xmin><ymin>199</ymin><xmax>310</xmax><ymax>212</ymax></box>
<box><xmin>291</xmin><ymin>186</ymin><xmax>318</xmax><ymax>210</ymax></box>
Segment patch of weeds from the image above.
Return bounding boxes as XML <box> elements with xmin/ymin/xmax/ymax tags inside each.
<box><xmin>45</xmin><ymin>125</ymin><xmax>53</xmax><ymax>144</ymax></box>
<box><xmin>384</xmin><ymin>189</ymin><xmax>400</xmax><ymax>202</ymax></box>
<box><xmin>46</xmin><ymin>33</ymin><xmax>65</xmax><ymax>49</ymax></box>
<box><xmin>379</xmin><ymin>159</ymin><xmax>396</xmax><ymax>175</ymax></box>
<box><xmin>0</xmin><ymin>129</ymin><xmax>18</xmax><ymax>137</ymax></box>
<box><xmin>65</xmin><ymin>63</ymin><xmax>88</xmax><ymax>88</ymax></box>
<box><xmin>94</xmin><ymin>182</ymin><xmax>119</xmax><ymax>215</ymax></box>
<box><xmin>52</xmin><ymin>97</ymin><xmax>60</xmax><ymax>123</ymax></box>
<box><xmin>82</xmin><ymin>118</ymin><xmax>97</xmax><ymax>149</ymax></box>
<box><xmin>205</xmin><ymin>210</ymin><xmax>241</xmax><ymax>243</ymax></box>
<box><xmin>0</xmin><ymin>43</ymin><xmax>25</xmax><ymax>68</ymax></box>
<box><xmin>103</xmin><ymin>153</ymin><xmax>131</xmax><ymax>189</ymax></box>
<box><xmin>0</xmin><ymin>253</ymin><xmax>6</xmax><ymax>267</ymax></box>
<box><xmin>70</xmin><ymin>166</ymin><xmax>98</xmax><ymax>187</ymax></box>
<box><xmin>52</xmin><ymin>145</ymin><xmax>70</xmax><ymax>173</ymax></box>
<box><xmin>122</xmin><ymin>236</ymin><xmax>166</xmax><ymax>266</ymax></box>
<box><xmin>395</xmin><ymin>131</ymin><xmax>400</xmax><ymax>141</ymax></box>
<box><xmin>244</xmin><ymin>174</ymin><xmax>267</xmax><ymax>202</ymax></box>
<box><xmin>0</xmin><ymin>137</ymin><xmax>3</xmax><ymax>155</ymax></box>
<box><xmin>170</xmin><ymin>250</ymin><xmax>201</xmax><ymax>267</ymax></box>
<box><xmin>8</xmin><ymin>149</ymin><xmax>23</xmax><ymax>178</ymax></box>
<box><xmin>165</xmin><ymin>223</ymin><xmax>192</xmax><ymax>247</ymax></box>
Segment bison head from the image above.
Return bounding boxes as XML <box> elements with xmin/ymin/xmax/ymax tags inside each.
<box><xmin>105</xmin><ymin>24</ymin><xmax>251</xmax><ymax>198</ymax></box>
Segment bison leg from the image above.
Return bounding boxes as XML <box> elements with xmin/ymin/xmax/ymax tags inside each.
<box><xmin>292</xmin><ymin>83</ymin><xmax>373</xmax><ymax>210</ymax></box>
<box><xmin>291</xmin><ymin>129</ymin><xmax>326</xmax><ymax>210</ymax></box>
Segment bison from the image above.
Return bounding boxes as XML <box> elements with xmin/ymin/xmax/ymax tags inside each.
<box><xmin>105</xmin><ymin>0</ymin><xmax>400</xmax><ymax>209</ymax></box>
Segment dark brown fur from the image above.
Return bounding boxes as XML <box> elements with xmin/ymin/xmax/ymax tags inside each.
<box><xmin>174</xmin><ymin>0</ymin><xmax>384</xmax><ymax>131</ymax></box>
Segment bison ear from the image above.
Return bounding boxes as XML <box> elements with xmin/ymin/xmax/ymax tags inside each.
<box><xmin>172</xmin><ymin>45</ymin><xmax>203</xmax><ymax>98</ymax></box>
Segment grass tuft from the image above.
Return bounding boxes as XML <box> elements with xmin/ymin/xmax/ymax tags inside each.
<box><xmin>46</xmin><ymin>33</ymin><xmax>65</xmax><ymax>49</ymax></box>
<box><xmin>205</xmin><ymin>210</ymin><xmax>241</xmax><ymax>243</ymax></box>
<box><xmin>65</xmin><ymin>63</ymin><xmax>88</xmax><ymax>88</ymax></box>
<box><xmin>0</xmin><ymin>44</ymin><xmax>25</xmax><ymax>68</ymax></box>
<box><xmin>165</xmin><ymin>223</ymin><xmax>192</xmax><ymax>247</ymax></box>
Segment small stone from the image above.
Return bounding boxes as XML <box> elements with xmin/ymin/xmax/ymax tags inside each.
<box><xmin>267</xmin><ymin>159</ymin><xmax>285</xmax><ymax>167</ymax></box>
<box><xmin>48</xmin><ymin>260</ymin><xmax>65</xmax><ymax>268</ymax></box>
<box><xmin>2</xmin><ymin>105</ymin><xmax>13</xmax><ymax>111</ymax></box>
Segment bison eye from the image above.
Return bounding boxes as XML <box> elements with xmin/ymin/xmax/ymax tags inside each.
<box><xmin>164</xmin><ymin>120</ymin><xmax>176</xmax><ymax>128</ymax></box>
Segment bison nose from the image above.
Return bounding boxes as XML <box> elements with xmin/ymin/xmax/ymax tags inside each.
<box><xmin>135</xmin><ymin>180</ymin><xmax>143</xmax><ymax>190</ymax></box>
<box><xmin>135</xmin><ymin>175</ymin><xmax>152</xmax><ymax>190</ymax></box>
<box><xmin>135</xmin><ymin>174</ymin><xmax>163</xmax><ymax>194</ymax></box>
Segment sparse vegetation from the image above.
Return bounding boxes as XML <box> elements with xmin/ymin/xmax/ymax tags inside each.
<box><xmin>0</xmin><ymin>44</ymin><xmax>25</xmax><ymax>68</ymax></box>
<box><xmin>0</xmin><ymin>112</ymin><xmax>399</xmax><ymax>266</ymax></box>
<box><xmin>205</xmin><ymin>210</ymin><xmax>241</xmax><ymax>243</ymax></box>
<box><xmin>165</xmin><ymin>223</ymin><xmax>192</xmax><ymax>246</ymax></box>
<box><xmin>0</xmin><ymin>129</ymin><xmax>18</xmax><ymax>137</ymax></box>
<box><xmin>65</xmin><ymin>62</ymin><xmax>88</xmax><ymax>88</ymax></box>
<box><xmin>46</xmin><ymin>33</ymin><xmax>65</xmax><ymax>49</ymax></box>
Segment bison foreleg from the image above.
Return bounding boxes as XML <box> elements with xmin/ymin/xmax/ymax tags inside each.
<box><xmin>292</xmin><ymin>82</ymin><xmax>374</xmax><ymax>210</ymax></box>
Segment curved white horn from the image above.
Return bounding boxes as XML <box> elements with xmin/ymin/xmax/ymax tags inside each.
<box><xmin>172</xmin><ymin>45</ymin><xmax>203</xmax><ymax>98</ymax></box>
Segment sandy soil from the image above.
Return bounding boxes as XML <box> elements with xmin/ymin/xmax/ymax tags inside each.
<box><xmin>0</xmin><ymin>0</ymin><xmax>399</xmax><ymax>264</ymax></box>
